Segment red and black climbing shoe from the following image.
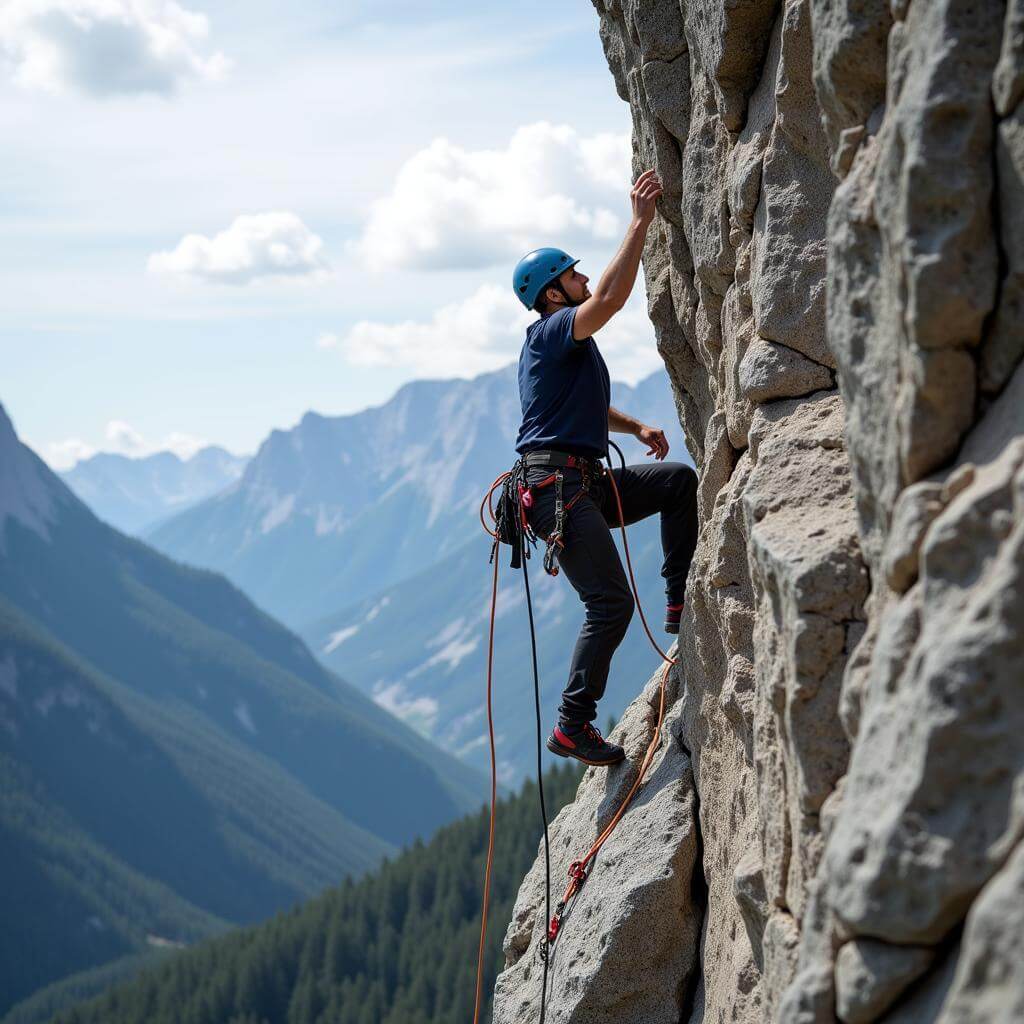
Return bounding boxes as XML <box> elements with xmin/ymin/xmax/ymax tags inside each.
<box><xmin>665</xmin><ymin>602</ymin><xmax>685</xmax><ymax>634</ymax></box>
<box><xmin>547</xmin><ymin>723</ymin><xmax>625</xmax><ymax>767</ymax></box>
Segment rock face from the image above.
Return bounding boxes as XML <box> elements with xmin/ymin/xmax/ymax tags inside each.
<box><xmin>494</xmin><ymin>2</ymin><xmax>1024</xmax><ymax>1021</ymax></box>
<box><xmin>493</xmin><ymin>670</ymin><xmax>701</xmax><ymax>1023</ymax></box>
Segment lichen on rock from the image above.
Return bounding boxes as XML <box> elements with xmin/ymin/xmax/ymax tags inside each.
<box><xmin>493</xmin><ymin>1</ymin><xmax>1024</xmax><ymax>1021</ymax></box>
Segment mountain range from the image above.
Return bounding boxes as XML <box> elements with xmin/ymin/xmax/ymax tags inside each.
<box><xmin>148</xmin><ymin>365</ymin><xmax>688</xmax><ymax>628</ymax></box>
<box><xmin>60</xmin><ymin>447</ymin><xmax>248</xmax><ymax>536</ymax></box>
<box><xmin>0</xmin><ymin>403</ymin><xmax>484</xmax><ymax>1015</ymax></box>
<box><xmin>143</xmin><ymin>365</ymin><xmax>689</xmax><ymax>779</ymax></box>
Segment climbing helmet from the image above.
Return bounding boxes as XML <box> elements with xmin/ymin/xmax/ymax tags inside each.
<box><xmin>512</xmin><ymin>247</ymin><xmax>579</xmax><ymax>309</ymax></box>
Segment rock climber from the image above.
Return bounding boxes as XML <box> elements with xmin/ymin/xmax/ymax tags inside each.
<box><xmin>511</xmin><ymin>169</ymin><xmax>699</xmax><ymax>768</ymax></box>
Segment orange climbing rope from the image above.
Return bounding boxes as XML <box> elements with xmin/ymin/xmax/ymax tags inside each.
<box><xmin>546</xmin><ymin>659</ymin><xmax>671</xmax><ymax>942</ymax></box>
<box><xmin>471</xmin><ymin>535</ymin><xmax>501</xmax><ymax>1024</ymax></box>
<box><xmin>606</xmin><ymin>465</ymin><xmax>678</xmax><ymax>667</ymax></box>
<box><xmin>471</xmin><ymin>454</ymin><xmax>679</xmax><ymax>1024</ymax></box>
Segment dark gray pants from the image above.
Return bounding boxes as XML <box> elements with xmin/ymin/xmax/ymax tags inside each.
<box><xmin>524</xmin><ymin>459</ymin><xmax>698</xmax><ymax>728</ymax></box>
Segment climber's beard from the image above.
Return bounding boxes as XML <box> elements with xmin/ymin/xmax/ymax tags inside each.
<box><xmin>557</xmin><ymin>280</ymin><xmax>589</xmax><ymax>308</ymax></box>
<box><xmin>568</xmin><ymin>284</ymin><xmax>591</xmax><ymax>306</ymax></box>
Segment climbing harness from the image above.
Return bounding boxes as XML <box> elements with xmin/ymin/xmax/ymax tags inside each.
<box><xmin>473</xmin><ymin>440</ymin><xmax>679</xmax><ymax>1024</ymax></box>
<box><xmin>490</xmin><ymin>450</ymin><xmax>602</xmax><ymax>576</ymax></box>
<box><xmin>520</xmin><ymin>451</ymin><xmax>602</xmax><ymax>576</ymax></box>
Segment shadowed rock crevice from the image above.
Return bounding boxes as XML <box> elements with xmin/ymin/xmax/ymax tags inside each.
<box><xmin>678</xmin><ymin>736</ymin><xmax>709</xmax><ymax>1024</ymax></box>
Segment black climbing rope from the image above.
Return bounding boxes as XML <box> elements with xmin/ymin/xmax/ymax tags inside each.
<box><xmin>521</xmin><ymin>546</ymin><xmax>552</xmax><ymax>1023</ymax></box>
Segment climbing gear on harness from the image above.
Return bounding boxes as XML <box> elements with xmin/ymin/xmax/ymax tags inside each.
<box><xmin>474</xmin><ymin>439</ymin><xmax>681</xmax><ymax>1024</ymax></box>
<box><xmin>492</xmin><ymin>460</ymin><xmax>534</xmax><ymax>570</ymax></box>
<box><xmin>545</xmin><ymin>471</ymin><xmax>567</xmax><ymax>576</ymax></box>
<box><xmin>546</xmin><ymin>722</ymin><xmax>625</xmax><ymax>766</ymax></box>
<box><xmin>513</xmin><ymin>247</ymin><xmax>579</xmax><ymax>308</ymax></box>
<box><xmin>519</xmin><ymin>449</ymin><xmax>604</xmax><ymax>576</ymax></box>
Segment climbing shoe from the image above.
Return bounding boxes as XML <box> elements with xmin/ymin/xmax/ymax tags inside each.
<box><xmin>547</xmin><ymin>723</ymin><xmax>625</xmax><ymax>767</ymax></box>
<box><xmin>665</xmin><ymin>602</ymin><xmax>685</xmax><ymax>634</ymax></box>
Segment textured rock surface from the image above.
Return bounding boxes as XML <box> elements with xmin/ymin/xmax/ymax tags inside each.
<box><xmin>834</xmin><ymin>939</ymin><xmax>934</xmax><ymax>1023</ymax></box>
<box><xmin>494</xmin><ymin>1</ymin><xmax>1024</xmax><ymax>1021</ymax></box>
<box><xmin>493</xmin><ymin>668</ymin><xmax>701</xmax><ymax>1023</ymax></box>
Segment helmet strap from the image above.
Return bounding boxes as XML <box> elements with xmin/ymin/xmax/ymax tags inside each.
<box><xmin>552</xmin><ymin>279</ymin><xmax>582</xmax><ymax>308</ymax></box>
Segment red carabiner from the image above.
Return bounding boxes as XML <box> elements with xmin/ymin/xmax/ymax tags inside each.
<box><xmin>516</xmin><ymin>483</ymin><xmax>530</xmax><ymax>530</ymax></box>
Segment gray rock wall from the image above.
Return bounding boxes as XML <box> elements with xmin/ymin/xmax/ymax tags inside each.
<box><xmin>494</xmin><ymin>0</ymin><xmax>1024</xmax><ymax>1021</ymax></box>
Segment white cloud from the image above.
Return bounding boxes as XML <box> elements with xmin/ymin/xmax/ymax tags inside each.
<box><xmin>104</xmin><ymin>420</ymin><xmax>206</xmax><ymax>459</ymax></box>
<box><xmin>323</xmin><ymin>625</ymin><xmax>358</xmax><ymax>654</ymax></box>
<box><xmin>105</xmin><ymin>418</ymin><xmax>145</xmax><ymax>454</ymax></box>
<box><xmin>46</xmin><ymin>437</ymin><xmax>96</xmax><ymax>470</ymax></box>
<box><xmin>324</xmin><ymin>284</ymin><xmax>661</xmax><ymax>385</ymax></box>
<box><xmin>593</xmin><ymin>294</ymin><xmax>665</xmax><ymax>385</ymax></box>
<box><xmin>148</xmin><ymin>211</ymin><xmax>329</xmax><ymax>286</ymax></box>
<box><xmin>325</xmin><ymin>283</ymin><xmax>533</xmax><ymax>378</ymax></box>
<box><xmin>162</xmin><ymin>431</ymin><xmax>205</xmax><ymax>459</ymax></box>
<box><xmin>356</xmin><ymin>122</ymin><xmax>631</xmax><ymax>272</ymax></box>
<box><xmin>46</xmin><ymin>420</ymin><xmax>207</xmax><ymax>469</ymax></box>
<box><xmin>0</xmin><ymin>0</ymin><xmax>229</xmax><ymax>97</ymax></box>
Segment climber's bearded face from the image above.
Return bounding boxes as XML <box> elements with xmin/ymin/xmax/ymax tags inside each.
<box><xmin>557</xmin><ymin>266</ymin><xmax>591</xmax><ymax>304</ymax></box>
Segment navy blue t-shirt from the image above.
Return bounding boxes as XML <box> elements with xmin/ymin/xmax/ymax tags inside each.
<box><xmin>515</xmin><ymin>306</ymin><xmax>611</xmax><ymax>459</ymax></box>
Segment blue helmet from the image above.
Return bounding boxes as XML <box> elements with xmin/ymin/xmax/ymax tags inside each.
<box><xmin>512</xmin><ymin>247</ymin><xmax>579</xmax><ymax>309</ymax></box>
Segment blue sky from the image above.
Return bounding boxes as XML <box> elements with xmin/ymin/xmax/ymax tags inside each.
<box><xmin>1</xmin><ymin>1</ymin><xmax>649</xmax><ymax>466</ymax></box>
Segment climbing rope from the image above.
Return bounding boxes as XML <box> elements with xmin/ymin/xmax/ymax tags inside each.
<box><xmin>472</xmin><ymin>442</ymin><xmax>679</xmax><ymax>1023</ymax></box>
<box><xmin>475</xmin><ymin>469</ymin><xmax>555</xmax><ymax>1024</ymax></box>
<box><xmin>545</xmin><ymin>660</ymin><xmax>671</xmax><ymax>946</ymax></box>
<box><xmin>521</xmin><ymin>544</ymin><xmax>553</xmax><ymax>1021</ymax></box>
<box><xmin>471</xmin><ymin>535</ymin><xmax>500</xmax><ymax>1024</ymax></box>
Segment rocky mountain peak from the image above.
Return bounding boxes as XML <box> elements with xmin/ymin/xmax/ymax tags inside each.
<box><xmin>60</xmin><ymin>443</ymin><xmax>248</xmax><ymax>536</ymax></box>
<box><xmin>0</xmin><ymin>403</ymin><xmax>58</xmax><ymax>551</ymax></box>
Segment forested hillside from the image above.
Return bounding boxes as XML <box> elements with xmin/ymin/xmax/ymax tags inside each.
<box><xmin>49</xmin><ymin>763</ymin><xmax>582</xmax><ymax>1024</ymax></box>
<box><xmin>0</xmin><ymin>402</ymin><xmax>484</xmax><ymax>1014</ymax></box>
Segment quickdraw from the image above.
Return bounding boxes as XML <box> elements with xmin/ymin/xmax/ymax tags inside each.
<box><xmin>543</xmin><ymin>860</ymin><xmax>588</xmax><ymax>949</ymax></box>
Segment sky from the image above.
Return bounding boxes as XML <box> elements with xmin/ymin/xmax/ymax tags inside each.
<box><xmin>0</xmin><ymin>0</ymin><xmax>651</xmax><ymax>468</ymax></box>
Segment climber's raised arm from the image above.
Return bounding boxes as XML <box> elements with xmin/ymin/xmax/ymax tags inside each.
<box><xmin>572</xmin><ymin>169</ymin><xmax>663</xmax><ymax>341</ymax></box>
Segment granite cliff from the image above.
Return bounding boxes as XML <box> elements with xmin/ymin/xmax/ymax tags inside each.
<box><xmin>494</xmin><ymin>1</ymin><xmax>1024</xmax><ymax>1020</ymax></box>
